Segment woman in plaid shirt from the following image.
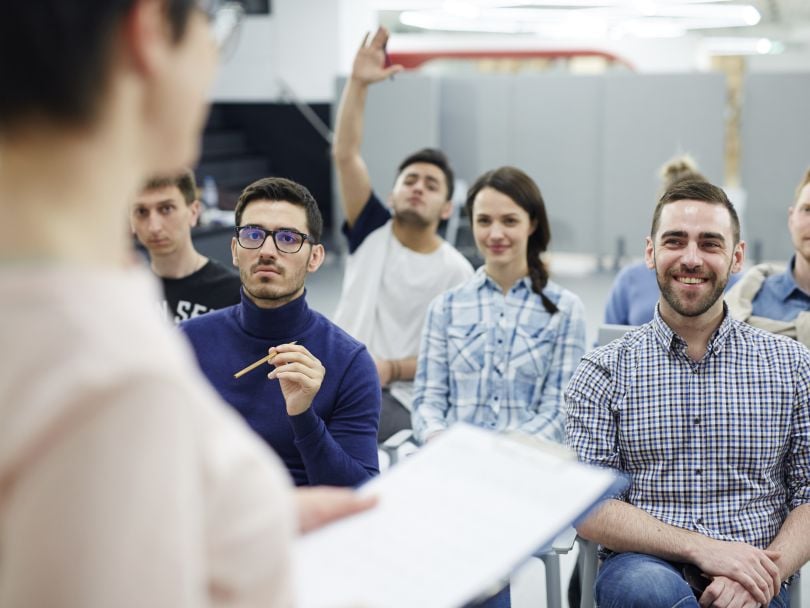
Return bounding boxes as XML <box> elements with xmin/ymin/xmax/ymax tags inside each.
<box><xmin>412</xmin><ymin>166</ymin><xmax>586</xmax><ymax>447</ymax></box>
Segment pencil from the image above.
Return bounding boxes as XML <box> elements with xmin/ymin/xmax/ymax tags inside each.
<box><xmin>233</xmin><ymin>341</ymin><xmax>298</xmax><ymax>379</ymax></box>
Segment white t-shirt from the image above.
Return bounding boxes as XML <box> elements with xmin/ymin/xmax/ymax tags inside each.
<box><xmin>0</xmin><ymin>266</ymin><xmax>296</xmax><ymax>608</ymax></box>
<box><xmin>373</xmin><ymin>232</ymin><xmax>474</xmax><ymax>359</ymax></box>
<box><xmin>335</xmin><ymin>218</ymin><xmax>473</xmax><ymax>361</ymax></box>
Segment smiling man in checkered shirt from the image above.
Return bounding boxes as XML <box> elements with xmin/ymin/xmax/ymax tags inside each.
<box><xmin>566</xmin><ymin>180</ymin><xmax>810</xmax><ymax>608</ymax></box>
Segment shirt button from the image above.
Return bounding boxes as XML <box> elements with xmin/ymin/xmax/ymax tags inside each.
<box><xmin>497</xmin><ymin>339</ymin><xmax>503</xmax><ymax>344</ymax></box>
<box><xmin>695</xmin><ymin>468</ymin><xmax>702</xmax><ymax>476</ymax></box>
<box><xmin>500</xmin><ymin>312</ymin><xmax>504</xmax><ymax>317</ymax></box>
<box><xmin>696</xmin><ymin>517</ymin><xmax>704</xmax><ymax>525</ymax></box>
<box><xmin>694</xmin><ymin>416</ymin><xmax>701</xmax><ymax>425</ymax></box>
<box><xmin>494</xmin><ymin>396</ymin><xmax>500</xmax><ymax>401</ymax></box>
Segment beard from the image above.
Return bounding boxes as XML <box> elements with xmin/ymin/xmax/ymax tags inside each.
<box><xmin>655</xmin><ymin>261</ymin><xmax>730</xmax><ymax>318</ymax></box>
<box><xmin>393</xmin><ymin>207</ymin><xmax>433</xmax><ymax>228</ymax></box>
<box><xmin>239</xmin><ymin>256</ymin><xmax>308</xmax><ymax>307</ymax></box>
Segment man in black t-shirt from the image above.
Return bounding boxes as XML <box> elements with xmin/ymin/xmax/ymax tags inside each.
<box><xmin>130</xmin><ymin>170</ymin><xmax>241</xmax><ymax>323</ymax></box>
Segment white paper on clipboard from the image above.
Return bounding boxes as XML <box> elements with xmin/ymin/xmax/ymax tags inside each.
<box><xmin>293</xmin><ymin>423</ymin><xmax>624</xmax><ymax>608</ymax></box>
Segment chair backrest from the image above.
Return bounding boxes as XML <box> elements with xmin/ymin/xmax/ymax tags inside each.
<box><xmin>789</xmin><ymin>570</ymin><xmax>803</xmax><ymax>605</ymax></box>
<box><xmin>597</xmin><ymin>323</ymin><xmax>637</xmax><ymax>347</ymax></box>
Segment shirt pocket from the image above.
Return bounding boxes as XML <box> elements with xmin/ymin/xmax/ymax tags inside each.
<box><xmin>447</xmin><ymin>324</ymin><xmax>487</xmax><ymax>374</ymax></box>
<box><xmin>511</xmin><ymin>325</ymin><xmax>555</xmax><ymax>405</ymax></box>
<box><xmin>512</xmin><ymin>325</ymin><xmax>554</xmax><ymax>376</ymax></box>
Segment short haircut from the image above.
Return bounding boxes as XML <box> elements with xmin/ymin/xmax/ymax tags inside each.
<box><xmin>651</xmin><ymin>180</ymin><xmax>741</xmax><ymax>244</ymax></box>
<box><xmin>795</xmin><ymin>168</ymin><xmax>810</xmax><ymax>202</ymax></box>
<box><xmin>143</xmin><ymin>169</ymin><xmax>198</xmax><ymax>205</ymax></box>
<box><xmin>234</xmin><ymin>177</ymin><xmax>323</xmax><ymax>243</ymax></box>
<box><xmin>397</xmin><ymin>148</ymin><xmax>455</xmax><ymax>202</ymax></box>
<box><xmin>0</xmin><ymin>0</ymin><xmax>195</xmax><ymax>130</ymax></box>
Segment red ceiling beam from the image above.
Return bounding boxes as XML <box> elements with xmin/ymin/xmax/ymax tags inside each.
<box><xmin>388</xmin><ymin>49</ymin><xmax>635</xmax><ymax>70</ymax></box>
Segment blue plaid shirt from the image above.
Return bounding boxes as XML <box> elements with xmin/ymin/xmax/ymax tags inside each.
<box><xmin>412</xmin><ymin>268</ymin><xmax>586</xmax><ymax>444</ymax></box>
<box><xmin>565</xmin><ymin>307</ymin><xmax>810</xmax><ymax>549</ymax></box>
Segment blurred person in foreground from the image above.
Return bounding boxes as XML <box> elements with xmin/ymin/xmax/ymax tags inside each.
<box><xmin>0</xmin><ymin>1</ymin><xmax>371</xmax><ymax>606</ymax></box>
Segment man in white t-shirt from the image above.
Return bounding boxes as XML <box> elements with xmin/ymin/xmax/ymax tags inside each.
<box><xmin>332</xmin><ymin>26</ymin><xmax>474</xmax><ymax>441</ymax></box>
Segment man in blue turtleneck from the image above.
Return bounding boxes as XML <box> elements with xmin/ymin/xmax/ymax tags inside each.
<box><xmin>181</xmin><ymin>177</ymin><xmax>380</xmax><ymax>487</ymax></box>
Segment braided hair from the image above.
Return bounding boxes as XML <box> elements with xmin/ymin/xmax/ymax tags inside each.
<box><xmin>466</xmin><ymin>166</ymin><xmax>557</xmax><ymax>314</ymax></box>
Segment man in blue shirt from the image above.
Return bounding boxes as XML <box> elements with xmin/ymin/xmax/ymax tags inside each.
<box><xmin>181</xmin><ymin>177</ymin><xmax>381</xmax><ymax>487</ymax></box>
<box><xmin>567</xmin><ymin>180</ymin><xmax>810</xmax><ymax>608</ymax></box>
<box><xmin>726</xmin><ymin>168</ymin><xmax>810</xmax><ymax>346</ymax></box>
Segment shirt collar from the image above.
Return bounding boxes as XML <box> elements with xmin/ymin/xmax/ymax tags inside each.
<box><xmin>651</xmin><ymin>302</ymin><xmax>735</xmax><ymax>356</ymax></box>
<box><xmin>473</xmin><ymin>266</ymin><xmax>533</xmax><ymax>294</ymax></box>
<box><xmin>236</xmin><ymin>288</ymin><xmax>313</xmax><ymax>340</ymax></box>
<box><xmin>770</xmin><ymin>256</ymin><xmax>803</xmax><ymax>301</ymax></box>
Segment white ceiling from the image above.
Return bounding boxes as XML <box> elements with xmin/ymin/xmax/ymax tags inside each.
<box><xmin>371</xmin><ymin>1</ymin><xmax>810</xmax><ymax>59</ymax></box>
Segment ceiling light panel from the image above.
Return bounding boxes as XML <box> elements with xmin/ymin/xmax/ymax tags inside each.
<box><xmin>398</xmin><ymin>2</ymin><xmax>762</xmax><ymax>38</ymax></box>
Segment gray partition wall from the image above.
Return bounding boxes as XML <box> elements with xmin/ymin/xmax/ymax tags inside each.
<box><xmin>332</xmin><ymin>75</ymin><xmax>442</xmax><ymax>243</ymax></box>
<box><xmin>601</xmin><ymin>73</ymin><xmax>725</xmax><ymax>260</ymax></box>
<box><xmin>741</xmin><ymin>73</ymin><xmax>810</xmax><ymax>262</ymax></box>
<box><xmin>334</xmin><ymin>71</ymin><xmax>726</xmax><ymax>259</ymax></box>
<box><xmin>513</xmin><ymin>75</ymin><xmax>605</xmax><ymax>254</ymax></box>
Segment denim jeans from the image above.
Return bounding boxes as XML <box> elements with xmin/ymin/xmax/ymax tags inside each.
<box><xmin>595</xmin><ymin>552</ymin><xmax>790</xmax><ymax>608</ymax></box>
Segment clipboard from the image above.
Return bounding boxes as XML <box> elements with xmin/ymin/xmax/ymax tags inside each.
<box><xmin>293</xmin><ymin>423</ymin><xmax>627</xmax><ymax>608</ymax></box>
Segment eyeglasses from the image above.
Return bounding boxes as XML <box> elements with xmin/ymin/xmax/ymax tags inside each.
<box><xmin>235</xmin><ymin>225</ymin><xmax>316</xmax><ymax>254</ymax></box>
<box><xmin>199</xmin><ymin>0</ymin><xmax>244</xmax><ymax>50</ymax></box>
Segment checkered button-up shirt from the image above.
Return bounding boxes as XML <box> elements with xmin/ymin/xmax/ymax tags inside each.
<box><xmin>565</xmin><ymin>306</ymin><xmax>810</xmax><ymax>549</ymax></box>
<box><xmin>412</xmin><ymin>268</ymin><xmax>586</xmax><ymax>444</ymax></box>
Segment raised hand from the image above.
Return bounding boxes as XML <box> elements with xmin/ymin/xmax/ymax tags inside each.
<box><xmin>351</xmin><ymin>26</ymin><xmax>403</xmax><ymax>85</ymax></box>
<box><xmin>267</xmin><ymin>343</ymin><xmax>325</xmax><ymax>416</ymax></box>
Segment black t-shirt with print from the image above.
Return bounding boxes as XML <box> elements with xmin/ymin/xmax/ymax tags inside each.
<box><xmin>161</xmin><ymin>258</ymin><xmax>241</xmax><ymax>324</ymax></box>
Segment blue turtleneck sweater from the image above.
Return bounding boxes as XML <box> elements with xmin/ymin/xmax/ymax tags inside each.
<box><xmin>180</xmin><ymin>291</ymin><xmax>380</xmax><ymax>487</ymax></box>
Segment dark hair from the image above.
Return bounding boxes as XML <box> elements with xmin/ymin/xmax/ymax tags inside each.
<box><xmin>397</xmin><ymin>148</ymin><xmax>455</xmax><ymax>202</ymax></box>
<box><xmin>651</xmin><ymin>180</ymin><xmax>740</xmax><ymax>244</ymax></box>
<box><xmin>235</xmin><ymin>177</ymin><xmax>323</xmax><ymax>243</ymax></box>
<box><xmin>0</xmin><ymin>0</ymin><xmax>194</xmax><ymax>130</ymax></box>
<box><xmin>143</xmin><ymin>169</ymin><xmax>197</xmax><ymax>205</ymax></box>
<box><xmin>466</xmin><ymin>166</ymin><xmax>558</xmax><ymax>314</ymax></box>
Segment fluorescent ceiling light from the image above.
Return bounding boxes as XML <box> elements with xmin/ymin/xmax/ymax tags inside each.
<box><xmin>399</xmin><ymin>3</ymin><xmax>761</xmax><ymax>39</ymax></box>
<box><xmin>701</xmin><ymin>36</ymin><xmax>785</xmax><ymax>54</ymax></box>
<box><xmin>378</xmin><ymin>0</ymin><xmax>736</xmax><ymax>6</ymax></box>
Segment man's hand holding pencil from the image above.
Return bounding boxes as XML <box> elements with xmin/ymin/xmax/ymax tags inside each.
<box><xmin>234</xmin><ymin>342</ymin><xmax>325</xmax><ymax>417</ymax></box>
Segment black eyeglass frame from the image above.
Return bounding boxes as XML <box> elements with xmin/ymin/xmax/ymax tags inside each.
<box><xmin>234</xmin><ymin>225</ymin><xmax>317</xmax><ymax>254</ymax></box>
